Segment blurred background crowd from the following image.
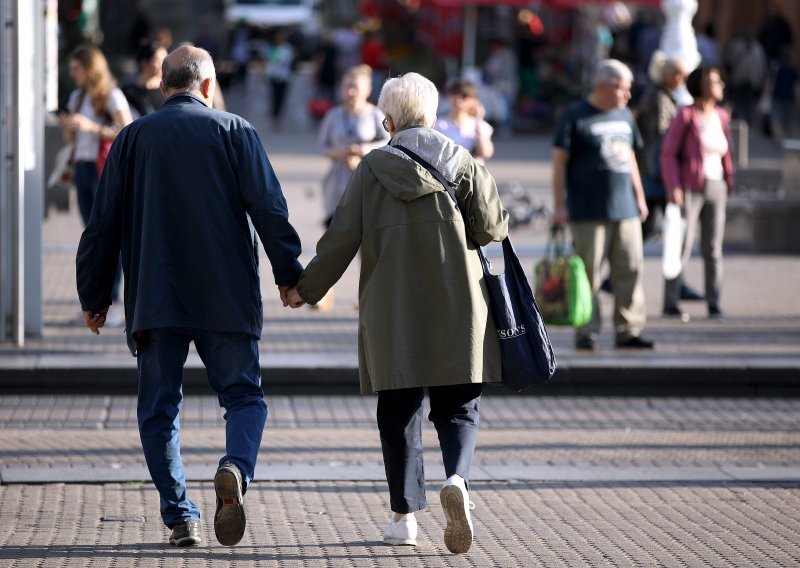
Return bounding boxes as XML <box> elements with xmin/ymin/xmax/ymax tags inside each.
<box><xmin>55</xmin><ymin>0</ymin><xmax>798</xmax><ymax>142</ymax></box>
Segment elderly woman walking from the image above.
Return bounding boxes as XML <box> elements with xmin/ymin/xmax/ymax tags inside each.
<box><xmin>287</xmin><ymin>73</ymin><xmax>508</xmax><ymax>553</ymax></box>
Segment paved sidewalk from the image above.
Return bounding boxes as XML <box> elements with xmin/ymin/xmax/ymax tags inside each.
<box><xmin>1</xmin><ymin>394</ymin><xmax>800</xmax><ymax>566</ymax></box>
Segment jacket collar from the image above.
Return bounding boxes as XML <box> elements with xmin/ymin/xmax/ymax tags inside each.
<box><xmin>162</xmin><ymin>92</ymin><xmax>208</xmax><ymax>107</ymax></box>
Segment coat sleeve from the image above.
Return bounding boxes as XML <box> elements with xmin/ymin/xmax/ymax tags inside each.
<box><xmin>458</xmin><ymin>157</ymin><xmax>509</xmax><ymax>246</ymax></box>
<box><xmin>296</xmin><ymin>163</ymin><xmax>364</xmax><ymax>304</ymax></box>
<box><xmin>235</xmin><ymin>124</ymin><xmax>304</xmax><ymax>286</ymax></box>
<box><xmin>75</xmin><ymin>132</ymin><xmax>125</xmax><ymax>311</ymax></box>
<box><xmin>660</xmin><ymin>108</ymin><xmax>689</xmax><ymax>195</ymax></box>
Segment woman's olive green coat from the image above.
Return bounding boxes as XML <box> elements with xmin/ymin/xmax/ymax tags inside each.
<box><xmin>297</xmin><ymin>128</ymin><xmax>509</xmax><ymax>394</ymax></box>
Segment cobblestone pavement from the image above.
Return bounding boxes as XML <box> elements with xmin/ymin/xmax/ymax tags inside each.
<box><xmin>1</xmin><ymin>481</ymin><xmax>799</xmax><ymax>567</ymax></box>
<box><xmin>1</xmin><ymin>395</ymin><xmax>800</xmax><ymax>566</ymax></box>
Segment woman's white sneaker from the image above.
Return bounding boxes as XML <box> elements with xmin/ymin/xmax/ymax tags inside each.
<box><xmin>440</xmin><ymin>475</ymin><xmax>474</xmax><ymax>554</ymax></box>
<box><xmin>383</xmin><ymin>513</ymin><xmax>417</xmax><ymax>546</ymax></box>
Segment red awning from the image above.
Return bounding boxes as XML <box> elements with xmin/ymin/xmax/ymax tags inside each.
<box><xmin>431</xmin><ymin>0</ymin><xmax>661</xmax><ymax>6</ymax></box>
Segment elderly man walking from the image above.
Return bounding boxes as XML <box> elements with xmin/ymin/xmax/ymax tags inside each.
<box><xmin>76</xmin><ymin>46</ymin><xmax>303</xmax><ymax>547</ymax></box>
<box><xmin>551</xmin><ymin>59</ymin><xmax>655</xmax><ymax>351</ymax></box>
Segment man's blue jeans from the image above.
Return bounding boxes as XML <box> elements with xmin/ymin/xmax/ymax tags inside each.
<box><xmin>136</xmin><ymin>327</ymin><xmax>268</xmax><ymax>528</ymax></box>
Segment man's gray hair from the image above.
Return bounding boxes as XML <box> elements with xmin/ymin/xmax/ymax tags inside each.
<box><xmin>377</xmin><ymin>73</ymin><xmax>439</xmax><ymax>132</ymax></box>
<box><xmin>162</xmin><ymin>48</ymin><xmax>216</xmax><ymax>92</ymax></box>
<box><xmin>593</xmin><ymin>59</ymin><xmax>633</xmax><ymax>87</ymax></box>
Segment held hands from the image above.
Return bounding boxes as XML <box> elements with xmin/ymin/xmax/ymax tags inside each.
<box><xmin>279</xmin><ymin>285</ymin><xmax>306</xmax><ymax>309</ymax></box>
<box><xmin>286</xmin><ymin>287</ymin><xmax>305</xmax><ymax>308</ymax></box>
<box><xmin>83</xmin><ymin>307</ymin><xmax>109</xmax><ymax>335</ymax></box>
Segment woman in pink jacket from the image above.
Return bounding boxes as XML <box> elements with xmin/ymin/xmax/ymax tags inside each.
<box><xmin>660</xmin><ymin>66</ymin><xmax>734</xmax><ymax>321</ymax></box>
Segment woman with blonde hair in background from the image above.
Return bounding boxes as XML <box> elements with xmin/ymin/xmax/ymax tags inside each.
<box><xmin>61</xmin><ymin>44</ymin><xmax>133</xmax><ymax>326</ymax></box>
<box><xmin>315</xmin><ymin>64</ymin><xmax>390</xmax><ymax>310</ymax></box>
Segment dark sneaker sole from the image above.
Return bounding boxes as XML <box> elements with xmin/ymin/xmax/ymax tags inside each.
<box><xmin>169</xmin><ymin>535</ymin><xmax>201</xmax><ymax>547</ymax></box>
<box><xmin>440</xmin><ymin>486</ymin><xmax>473</xmax><ymax>554</ymax></box>
<box><xmin>214</xmin><ymin>468</ymin><xmax>246</xmax><ymax>546</ymax></box>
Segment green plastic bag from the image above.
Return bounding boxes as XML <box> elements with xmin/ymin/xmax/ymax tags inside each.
<box><xmin>533</xmin><ymin>230</ymin><xmax>593</xmax><ymax>327</ymax></box>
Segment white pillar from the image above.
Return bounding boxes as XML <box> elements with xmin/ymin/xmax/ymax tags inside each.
<box><xmin>660</xmin><ymin>0</ymin><xmax>701</xmax><ymax>105</ymax></box>
<box><xmin>0</xmin><ymin>0</ymin><xmax>45</xmax><ymax>344</ymax></box>
<box><xmin>660</xmin><ymin>0</ymin><xmax>701</xmax><ymax>71</ymax></box>
<box><xmin>24</xmin><ymin>0</ymin><xmax>45</xmax><ymax>336</ymax></box>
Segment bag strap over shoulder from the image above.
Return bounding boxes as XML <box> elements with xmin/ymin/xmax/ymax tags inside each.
<box><xmin>394</xmin><ymin>143</ymin><xmax>496</xmax><ymax>269</ymax></box>
<box><xmin>393</xmin><ymin>144</ymin><xmax>457</xmax><ymax>203</ymax></box>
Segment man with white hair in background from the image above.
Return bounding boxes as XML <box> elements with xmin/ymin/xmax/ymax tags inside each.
<box><xmin>551</xmin><ymin>59</ymin><xmax>655</xmax><ymax>352</ymax></box>
<box><xmin>76</xmin><ymin>45</ymin><xmax>303</xmax><ymax>547</ymax></box>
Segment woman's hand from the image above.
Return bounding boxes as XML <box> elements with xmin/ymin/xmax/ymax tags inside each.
<box><xmin>60</xmin><ymin>113</ymin><xmax>97</xmax><ymax>134</ymax></box>
<box><xmin>669</xmin><ymin>188</ymin><xmax>684</xmax><ymax>208</ymax></box>
<box><xmin>637</xmin><ymin>197</ymin><xmax>649</xmax><ymax>222</ymax></box>
<box><xmin>472</xmin><ymin>101</ymin><xmax>486</xmax><ymax>121</ymax></box>
<box><xmin>330</xmin><ymin>147</ymin><xmax>347</xmax><ymax>160</ymax></box>
<box><xmin>286</xmin><ymin>287</ymin><xmax>306</xmax><ymax>309</ymax></box>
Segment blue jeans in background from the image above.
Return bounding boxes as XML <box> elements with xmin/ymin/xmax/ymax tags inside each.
<box><xmin>75</xmin><ymin>160</ymin><xmax>123</xmax><ymax>303</ymax></box>
<box><xmin>136</xmin><ymin>327</ymin><xmax>268</xmax><ymax>528</ymax></box>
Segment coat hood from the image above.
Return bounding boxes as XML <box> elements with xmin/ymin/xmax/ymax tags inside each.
<box><xmin>364</xmin><ymin>127</ymin><xmax>468</xmax><ymax>202</ymax></box>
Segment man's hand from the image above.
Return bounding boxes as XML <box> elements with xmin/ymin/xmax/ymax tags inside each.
<box><xmin>278</xmin><ymin>285</ymin><xmax>292</xmax><ymax>307</ymax></box>
<box><xmin>552</xmin><ymin>203</ymin><xmax>568</xmax><ymax>228</ymax></box>
<box><xmin>83</xmin><ymin>307</ymin><xmax>109</xmax><ymax>335</ymax></box>
<box><xmin>286</xmin><ymin>287</ymin><xmax>306</xmax><ymax>309</ymax></box>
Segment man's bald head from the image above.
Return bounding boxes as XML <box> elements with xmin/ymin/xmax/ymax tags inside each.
<box><xmin>161</xmin><ymin>45</ymin><xmax>215</xmax><ymax>94</ymax></box>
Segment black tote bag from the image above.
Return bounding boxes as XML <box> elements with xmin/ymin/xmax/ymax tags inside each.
<box><xmin>394</xmin><ymin>144</ymin><xmax>557</xmax><ymax>390</ymax></box>
<box><xmin>478</xmin><ymin>238</ymin><xmax>557</xmax><ymax>390</ymax></box>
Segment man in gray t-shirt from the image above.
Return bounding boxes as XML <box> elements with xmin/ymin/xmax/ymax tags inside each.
<box><xmin>551</xmin><ymin>59</ymin><xmax>654</xmax><ymax>351</ymax></box>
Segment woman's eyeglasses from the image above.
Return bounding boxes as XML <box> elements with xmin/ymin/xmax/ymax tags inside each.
<box><xmin>382</xmin><ymin>117</ymin><xmax>390</xmax><ymax>132</ymax></box>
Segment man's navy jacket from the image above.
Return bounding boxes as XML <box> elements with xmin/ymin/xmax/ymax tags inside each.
<box><xmin>76</xmin><ymin>92</ymin><xmax>304</xmax><ymax>354</ymax></box>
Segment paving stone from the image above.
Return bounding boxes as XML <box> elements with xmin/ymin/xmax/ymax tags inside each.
<box><xmin>1</xmin><ymin>481</ymin><xmax>799</xmax><ymax>567</ymax></box>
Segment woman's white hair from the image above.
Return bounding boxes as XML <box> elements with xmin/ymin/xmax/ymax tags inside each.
<box><xmin>593</xmin><ymin>59</ymin><xmax>633</xmax><ymax>87</ymax></box>
<box><xmin>377</xmin><ymin>73</ymin><xmax>439</xmax><ymax>132</ymax></box>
